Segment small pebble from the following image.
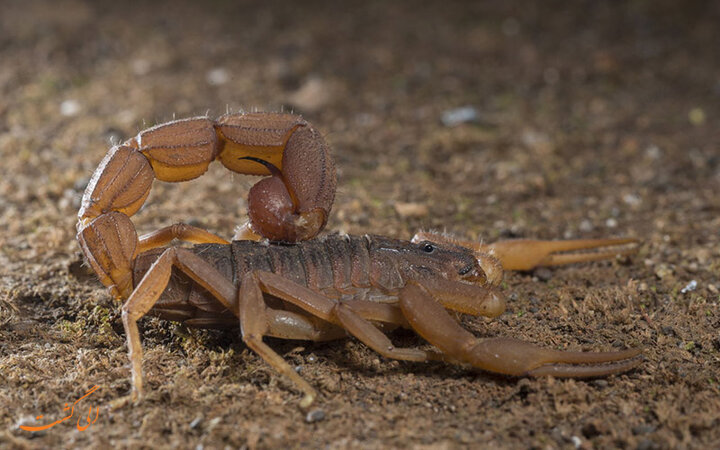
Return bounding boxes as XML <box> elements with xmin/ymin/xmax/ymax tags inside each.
<box><xmin>654</xmin><ymin>264</ymin><xmax>673</xmax><ymax>280</ymax></box>
<box><xmin>206</xmin><ymin>67</ymin><xmax>230</xmax><ymax>86</ymax></box>
<box><xmin>645</xmin><ymin>145</ymin><xmax>661</xmax><ymax>159</ymax></box>
<box><xmin>60</xmin><ymin>99</ymin><xmax>81</xmax><ymax>117</ymax></box>
<box><xmin>441</xmin><ymin>106</ymin><xmax>479</xmax><ymax>127</ymax></box>
<box><xmin>605</xmin><ymin>218</ymin><xmax>618</xmax><ymax>228</ymax></box>
<box><xmin>570</xmin><ymin>436</ymin><xmax>582</xmax><ymax>449</ymax></box>
<box><xmin>533</xmin><ymin>267</ymin><xmax>553</xmax><ymax>282</ymax></box>
<box><xmin>680</xmin><ymin>280</ymin><xmax>697</xmax><ymax>294</ymax></box>
<box><xmin>579</xmin><ymin>219</ymin><xmax>593</xmax><ymax>232</ymax></box>
<box><xmin>632</xmin><ymin>424</ymin><xmax>656</xmax><ymax>435</ymax></box>
<box><xmin>132</xmin><ymin>58</ymin><xmax>151</xmax><ymax>75</ymax></box>
<box><xmin>189</xmin><ymin>415</ymin><xmax>203</xmax><ymax>429</ymax></box>
<box><xmin>688</xmin><ymin>107</ymin><xmax>706</xmax><ymax>125</ymax></box>
<box><xmin>623</xmin><ymin>193</ymin><xmax>641</xmax><ymax>206</ymax></box>
<box><xmin>206</xmin><ymin>417</ymin><xmax>222</xmax><ymax>432</ymax></box>
<box><xmin>305</xmin><ymin>409</ymin><xmax>325</xmax><ymax>423</ymax></box>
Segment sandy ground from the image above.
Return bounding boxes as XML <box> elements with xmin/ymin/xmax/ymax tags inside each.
<box><xmin>1</xmin><ymin>1</ymin><xmax>719</xmax><ymax>448</ymax></box>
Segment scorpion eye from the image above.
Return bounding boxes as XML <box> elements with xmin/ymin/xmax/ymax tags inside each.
<box><xmin>420</xmin><ymin>242</ymin><xmax>436</xmax><ymax>254</ymax></box>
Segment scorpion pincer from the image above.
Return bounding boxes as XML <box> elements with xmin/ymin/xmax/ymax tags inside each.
<box><xmin>76</xmin><ymin>113</ymin><xmax>642</xmax><ymax>408</ymax></box>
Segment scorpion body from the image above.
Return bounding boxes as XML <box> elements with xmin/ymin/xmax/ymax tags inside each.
<box><xmin>134</xmin><ymin>234</ymin><xmax>498</xmax><ymax>330</ymax></box>
<box><xmin>76</xmin><ymin>112</ymin><xmax>642</xmax><ymax>408</ymax></box>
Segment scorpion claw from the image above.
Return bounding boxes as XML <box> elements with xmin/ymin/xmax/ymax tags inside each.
<box><xmin>469</xmin><ymin>338</ymin><xmax>643</xmax><ymax>378</ymax></box>
<box><xmin>412</xmin><ymin>232</ymin><xmax>639</xmax><ymax>273</ymax></box>
<box><xmin>525</xmin><ymin>352</ymin><xmax>644</xmax><ymax>378</ymax></box>
<box><xmin>400</xmin><ymin>283</ymin><xmax>643</xmax><ymax>380</ymax></box>
<box><xmin>482</xmin><ymin>238</ymin><xmax>640</xmax><ymax>271</ymax></box>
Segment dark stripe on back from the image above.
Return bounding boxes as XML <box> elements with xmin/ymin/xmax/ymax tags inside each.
<box><xmin>266</xmin><ymin>243</ymin><xmax>307</xmax><ymax>286</ymax></box>
<box><xmin>299</xmin><ymin>239</ymin><xmax>335</xmax><ymax>290</ymax></box>
<box><xmin>322</xmin><ymin>235</ymin><xmax>354</xmax><ymax>292</ymax></box>
<box><xmin>348</xmin><ymin>235</ymin><xmax>371</xmax><ymax>288</ymax></box>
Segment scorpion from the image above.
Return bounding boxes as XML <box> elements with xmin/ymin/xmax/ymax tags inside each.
<box><xmin>77</xmin><ymin>112</ymin><xmax>642</xmax><ymax>407</ymax></box>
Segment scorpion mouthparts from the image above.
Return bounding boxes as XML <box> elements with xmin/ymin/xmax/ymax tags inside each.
<box><xmin>458</xmin><ymin>264</ymin><xmax>474</xmax><ymax>276</ymax></box>
<box><xmin>461</xmin><ymin>269</ymin><xmax>487</xmax><ymax>285</ymax></box>
<box><xmin>473</xmin><ymin>253</ymin><xmax>504</xmax><ymax>287</ymax></box>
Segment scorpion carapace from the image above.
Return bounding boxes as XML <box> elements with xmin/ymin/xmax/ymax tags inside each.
<box><xmin>123</xmin><ymin>232</ymin><xmax>641</xmax><ymax>407</ymax></box>
<box><xmin>77</xmin><ymin>112</ymin><xmax>336</xmax><ymax>298</ymax></box>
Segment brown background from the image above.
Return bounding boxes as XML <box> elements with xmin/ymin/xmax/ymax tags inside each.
<box><xmin>1</xmin><ymin>1</ymin><xmax>718</xmax><ymax>448</ymax></box>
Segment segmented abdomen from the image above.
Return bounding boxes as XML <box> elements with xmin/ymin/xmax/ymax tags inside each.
<box><xmin>230</xmin><ymin>234</ymin><xmax>376</xmax><ymax>297</ymax></box>
<box><xmin>133</xmin><ymin>234</ymin><xmax>402</xmax><ymax>326</ymax></box>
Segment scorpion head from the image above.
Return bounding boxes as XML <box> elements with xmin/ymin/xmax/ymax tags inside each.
<box><xmin>368</xmin><ymin>234</ymin><xmax>500</xmax><ymax>288</ymax></box>
<box><xmin>410</xmin><ymin>231</ymin><xmax>504</xmax><ymax>287</ymax></box>
<box><xmin>367</xmin><ymin>233</ymin><xmax>505</xmax><ymax>318</ymax></box>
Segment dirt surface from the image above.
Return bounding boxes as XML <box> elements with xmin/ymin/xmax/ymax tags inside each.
<box><xmin>1</xmin><ymin>1</ymin><xmax>719</xmax><ymax>448</ymax></box>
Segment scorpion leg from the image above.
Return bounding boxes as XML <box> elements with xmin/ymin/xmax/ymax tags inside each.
<box><xmin>247</xmin><ymin>271</ymin><xmax>443</xmax><ymax>365</ymax></box>
<box><xmin>239</xmin><ymin>271</ymin><xmax>445</xmax><ymax>407</ymax></box>
<box><xmin>333</xmin><ymin>303</ymin><xmax>445</xmax><ymax>362</ymax></box>
<box><xmin>138</xmin><ymin>223</ymin><xmax>229</xmax><ymax>253</ymax></box>
<box><xmin>399</xmin><ymin>282</ymin><xmax>642</xmax><ymax>378</ymax></box>
<box><xmin>238</xmin><ymin>271</ymin><xmax>333</xmax><ymax>408</ymax></box>
<box><xmin>121</xmin><ymin>247</ymin><xmax>237</xmax><ymax>401</ymax></box>
<box><xmin>264</xmin><ymin>308</ymin><xmax>346</xmax><ymax>342</ymax></box>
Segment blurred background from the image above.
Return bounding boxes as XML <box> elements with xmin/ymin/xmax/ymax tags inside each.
<box><xmin>0</xmin><ymin>1</ymin><xmax>718</xmax><ymax>448</ymax></box>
